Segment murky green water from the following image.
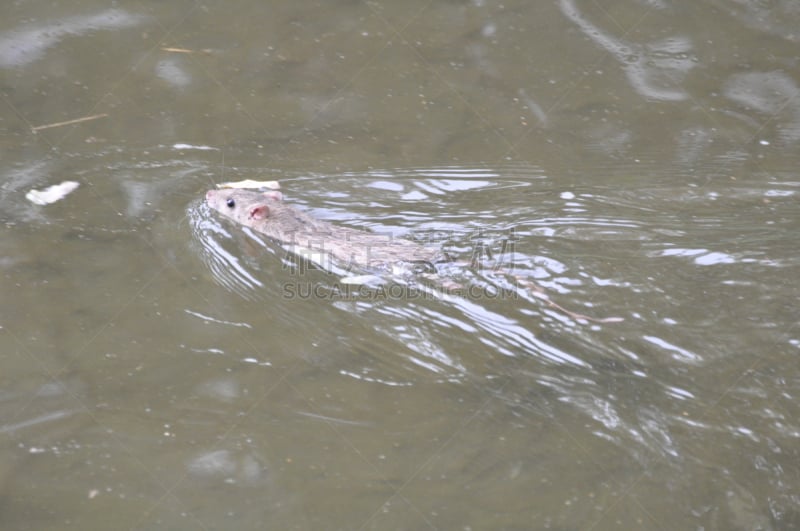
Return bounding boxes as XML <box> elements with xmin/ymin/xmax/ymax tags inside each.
<box><xmin>2</xmin><ymin>1</ymin><xmax>800</xmax><ymax>529</ymax></box>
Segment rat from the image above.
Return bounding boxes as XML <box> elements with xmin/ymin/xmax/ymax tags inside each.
<box><xmin>205</xmin><ymin>188</ymin><xmax>623</xmax><ymax>323</ymax></box>
<box><xmin>205</xmin><ymin>188</ymin><xmax>444</xmax><ymax>272</ymax></box>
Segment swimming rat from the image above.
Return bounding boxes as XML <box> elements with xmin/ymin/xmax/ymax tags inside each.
<box><xmin>205</xmin><ymin>188</ymin><xmax>444</xmax><ymax>272</ymax></box>
<box><xmin>204</xmin><ymin>188</ymin><xmax>623</xmax><ymax>323</ymax></box>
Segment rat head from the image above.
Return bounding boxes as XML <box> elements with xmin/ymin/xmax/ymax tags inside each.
<box><xmin>205</xmin><ymin>189</ymin><xmax>282</xmax><ymax>225</ymax></box>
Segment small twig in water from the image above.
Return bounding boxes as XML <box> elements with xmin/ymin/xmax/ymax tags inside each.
<box><xmin>161</xmin><ymin>47</ymin><xmax>212</xmax><ymax>54</ymax></box>
<box><xmin>514</xmin><ymin>273</ymin><xmax>624</xmax><ymax>323</ymax></box>
<box><xmin>31</xmin><ymin>113</ymin><xmax>108</xmax><ymax>132</ymax></box>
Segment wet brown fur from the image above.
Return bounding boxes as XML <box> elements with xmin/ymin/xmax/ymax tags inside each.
<box><xmin>206</xmin><ymin>189</ymin><xmax>443</xmax><ymax>271</ymax></box>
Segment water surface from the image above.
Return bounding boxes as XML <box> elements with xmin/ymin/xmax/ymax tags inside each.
<box><xmin>2</xmin><ymin>0</ymin><xmax>800</xmax><ymax>529</ymax></box>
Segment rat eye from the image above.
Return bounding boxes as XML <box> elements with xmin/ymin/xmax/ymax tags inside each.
<box><xmin>226</xmin><ymin>198</ymin><xmax>235</xmax><ymax>208</ymax></box>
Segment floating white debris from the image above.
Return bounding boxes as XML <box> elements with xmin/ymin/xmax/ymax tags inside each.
<box><xmin>26</xmin><ymin>181</ymin><xmax>80</xmax><ymax>205</ymax></box>
<box><xmin>172</xmin><ymin>143</ymin><xmax>218</xmax><ymax>151</ymax></box>
<box><xmin>217</xmin><ymin>179</ymin><xmax>281</xmax><ymax>190</ymax></box>
<box><xmin>339</xmin><ymin>274</ymin><xmax>385</xmax><ymax>286</ymax></box>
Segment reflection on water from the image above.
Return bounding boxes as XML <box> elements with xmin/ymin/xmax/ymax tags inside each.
<box><xmin>724</xmin><ymin>71</ymin><xmax>800</xmax><ymax>146</ymax></box>
<box><xmin>0</xmin><ymin>9</ymin><xmax>144</xmax><ymax>68</ymax></box>
<box><xmin>559</xmin><ymin>0</ymin><xmax>695</xmax><ymax>102</ymax></box>
<box><xmin>2</xmin><ymin>0</ymin><xmax>800</xmax><ymax>528</ymax></box>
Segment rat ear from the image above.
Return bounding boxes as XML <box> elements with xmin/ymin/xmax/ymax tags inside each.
<box><xmin>262</xmin><ymin>191</ymin><xmax>282</xmax><ymax>201</ymax></box>
<box><xmin>249</xmin><ymin>204</ymin><xmax>270</xmax><ymax>220</ymax></box>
